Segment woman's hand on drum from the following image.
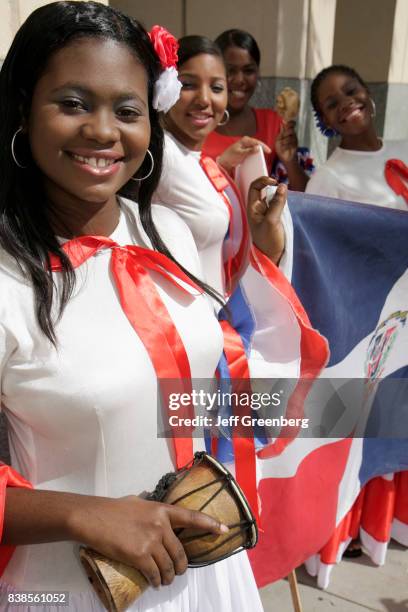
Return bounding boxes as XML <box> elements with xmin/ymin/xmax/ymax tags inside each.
<box><xmin>217</xmin><ymin>136</ymin><xmax>271</xmax><ymax>175</ymax></box>
<box><xmin>69</xmin><ymin>494</ymin><xmax>228</xmax><ymax>587</ymax></box>
<box><xmin>247</xmin><ymin>177</ymin><xmax>287</xmax><ymax>264</ymax></box>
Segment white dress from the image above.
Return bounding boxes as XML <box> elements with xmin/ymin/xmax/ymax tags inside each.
<box><xmin>306</xmin><ymin>139</ymin><xmax>408</xmax><ymax>209</ymax></box>
<box><xmin>154</xmin><ymin>132</ymin><xmax>293</xmax><ymax>290</ymax></box>
<box><xmin>153</xmin><ymin>132</ymin><xmax>299</xmax><ymax>380</ymax></box>
<box><xmin>0</xmin><ymin>199</ymin><xmax>263</xmax><ymax>611</ymax></box>
<box><xmin>153</xmin><ymin>132</ymin><xmax>230</xmax><ymax>296</ymax></box>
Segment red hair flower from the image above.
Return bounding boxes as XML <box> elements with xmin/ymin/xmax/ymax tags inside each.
<box><xmin>148</xmin><ymin>25</ymin><xmax>181</xmax><ymax>112</ymax></box>
<box><xmin>149</xmin><ymin>25</ymin><xmax>178</xmax><ymax>69</ymax></box>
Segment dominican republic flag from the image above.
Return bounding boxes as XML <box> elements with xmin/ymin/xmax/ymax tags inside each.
<box><xmin>221</xmin><ymin>193</ymin><xmax>408</xmax><ymax>588</ymax></box>
<box><xmin>247</xmin><ymin>193</ymin><xmax>408</xmax><ymax>587</ymax></box>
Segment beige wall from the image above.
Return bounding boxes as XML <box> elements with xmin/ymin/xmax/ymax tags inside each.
<box><xmin>1</xmin><ymin>0</ymin><xmax>408</xmax><ymax>85</ymax></box>
<box><xmin>186</xmin><ymin>0</ymin><xmax>281</xmax><ymax>76</ymax></box>
<box><xmin>110</xmin><ymin>0</ymin><xmax>337</xmax><ymax>79</ymax></box>
<box><xmin>388</xmin><ymin>0</ymin><xmax>408</xmax><ymax>83</ymax></box>
<box><xmin>184</xmin><ymin>0</ymin><xmax>335</xmax><ymax>78</ymax></box>
<box><xmin>0</xmin><ymin>1</ymin><xmax>17</xmax><ymax>59</ymax></box>
<box><xmin>0</xmin><ymin>0</ymin><xmax>108</xmax><ymax>60</ymax></box>
<box><xmin>18</xmin><ymin>0</ymin><xmax>63</xmax><ymax>22</ymax></box>
<box><xmin>110</xmin><ymin>0</ymin><xmax>183</xmax><ymax>38</ymax></box>
<box><xmin>305</xmin><ymin>0</ymin><xmax>337</xmax><ymax>79</ymax></box>
<box><xmin>332</xmin><ymin>0</ymin><xmax>396</xmax><ymax>81</ymax></box>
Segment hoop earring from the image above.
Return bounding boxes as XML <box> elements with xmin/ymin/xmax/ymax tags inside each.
<box><xmin>11</xmin><ymin>127</ymin><xmax>28</xmax><ymax>169</ymax></box>
<box><xmin>370</xmin><ymin>98</ymin><xmax>376</xmax><ymax>118</ymax></box>
<box><xmin>218</xmin><ymin>110</ymin><xmax>230</xmax><ymax>126</ymax></box>
<box><xmin>130</xmin><ymin>149</ymin><xmax>154</xmax><ymax>181</ymax></box>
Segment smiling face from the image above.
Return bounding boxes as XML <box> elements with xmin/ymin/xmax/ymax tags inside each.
<box><xmin>165</xmin><ymin>53</ymin><xmax>227</xmax><ymax>150</ymax></box>
<box><xmin>317</xmin><ymin>71</ymin><xmax>373</xmax><ymax>137</ymax></box>
<box><xmin>223</xmin><ymin>45</ymin><xmax>258</xmax><ymax>113</ymax></box>
<box><xmin>28</xmin><ymin>37</ymin><xmax>151</xmax><ymax>214</ymax></box>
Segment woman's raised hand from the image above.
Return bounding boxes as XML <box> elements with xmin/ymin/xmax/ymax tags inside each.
<box><xmin>275</xmin><ymin>121</ymin><xmax>299</xmax><ymax>164</ymax></box>
<box><xmin>247</xmin><ymin>177</ymin><xmax>287</xmax><ymax>264</ymax></box>
<box><xmin>69</xmin><ymin>494</ymin><xmax>228</xmax><ymax>587</ymax></box>
<box><xmin>217</xmin><ymin>136</ymin><xmax>271</xmax><ymax>174</ymax></box>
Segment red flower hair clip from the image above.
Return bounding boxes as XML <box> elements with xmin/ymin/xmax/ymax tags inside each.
<box><xmin>149</xmin><ymin>25</ymin><xmax>178</xmax><ymax>69</ymax></box>
<box><xmin>149</xmin><ymin>25</ymin><xmax>181</xmax><ymax>113</ymax></box>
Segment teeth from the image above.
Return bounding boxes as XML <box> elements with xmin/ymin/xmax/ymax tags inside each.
<box><xmin>72</xmin><ymin>154</ymin><xmax>115</xmax><ymax>168</ymax></box>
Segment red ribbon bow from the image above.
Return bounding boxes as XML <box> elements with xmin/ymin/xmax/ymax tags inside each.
<box><xmin>50</xmin><ymin>236</ymin><xmax>202</xmax><ymax>468</ymax></box>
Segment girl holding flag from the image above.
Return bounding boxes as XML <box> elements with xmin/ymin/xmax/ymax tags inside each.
<box><xmin>303</xmin><ymin>63</ymin><xmax>408</xmax><ymax>584</ymax></box>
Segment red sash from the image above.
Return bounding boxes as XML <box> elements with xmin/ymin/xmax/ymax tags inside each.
<box><xmin>220</xmin><ymin>320</ymin><xmax>259</xmax><ymax>524</ymax></box>
<box><xmin>384</xmin><ymin>159</ymin><xmax>408</xmax><ymax>205</ymax></box>
<box><xmin>50</xmin><ymin>236</ymin><xmax>201</xmax><ymax>468</ymax></box>
<box><xmin>0</xmin><ymin>464</ymin><xmax>32</xmax><ymax>575</ymax></box>
<box><xmin>200</xmin><ymin>155</ymin><xmax>249</xmax><ymax>295</ymax></box>
<box><xmin>198</xmin><ymin>159</ymin><xmax>259</xmax><ymax>521</ymax></box>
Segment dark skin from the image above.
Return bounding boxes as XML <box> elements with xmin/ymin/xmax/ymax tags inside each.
<box><xmin>164</xmin><ymin>52</ymin><xmax>287</xmax><ymax>263</ymax></box>
<box><xmin>316</xmin><ymin>72</ymin><xmax>381</xmax><ymax>152</ymax></box>
<box><xmin>247</xmin><ymin>180</ymin><xmax>286</xmax><ymax>263</ymax></box>
<box><xmin>217</xmin><ymin>45</ymin><xmax>309</xmax><ymax>191</ymax></box>
<box><xmin>3</xmin><ymin>38</ymin><xmax>228</xmax><ymax>589</ymax></box>
<box><xmin>318</xmin><ymin>75</ymin><xmax>378</xmax><ymax>557</ymax></box>
<box><xmin>28</xmin><ymin>38</ymin><xmax>152</xmax><ymax>237</ymax></box>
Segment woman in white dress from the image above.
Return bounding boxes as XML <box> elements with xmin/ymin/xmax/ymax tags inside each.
<box><xmin>155</xmin><ymin>35</ymin><xmax>291</xmax><ymax>296</ymax></box>
<box><xmin>0</xmin><ymin>3</ymin><xmax>263</xmax><ymax>611</ymax></box>
<box><xmin>305</xmin><ymin>63</ymin><xmax>408</xmax><ymax>575</ymax></box>
<box><xmin>153</xmin><ymin>36</ymin><xmax>331</xmax><ymax>587</ymax></box>
<box><xmin>306</xmin><ymin>64</ymin><xmax>408</xmax><ymax>209</ymax></box>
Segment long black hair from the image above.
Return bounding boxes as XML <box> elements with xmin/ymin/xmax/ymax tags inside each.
<box><xmin>215</xmin><ymin>29</ymin><xmax>260</xmax><ymax>66</ymax></box>
<box><xmin>311</xmin><ymin>64</ymin><xmax>369</xmax><ymax>116</ymax></box>
<box><xmin>0</xmin><ymin>1</ymin><xmax>219</xmax><ymax>343</ymax></box>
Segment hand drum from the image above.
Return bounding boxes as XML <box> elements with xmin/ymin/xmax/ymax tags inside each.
<box><xmin>80</xmin><ymin>452</ymin><xmax>257</xmax><ymax>612</ymax></box>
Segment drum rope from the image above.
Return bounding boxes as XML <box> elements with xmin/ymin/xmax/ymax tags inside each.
<box><xmin>145</xmin><ymin>452</ymin><xmax>257</xmax><ymax>569</ymax></box>
<box><xmin>187</xmin><ymin>522</ymin><xmax>255</xmax><ymax>566</ymax></box>
<box><xmin>169</xmin><ymin>475</ymin><xmax>231</xmax><ymax>508</ymax></box>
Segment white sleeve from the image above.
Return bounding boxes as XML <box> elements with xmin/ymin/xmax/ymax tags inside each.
<box><xmin>0</xmin><ymin>271</ymin><xmax>20</xmax><ymax>406</ymax></box>
<box><xmin>151</xmin><ymin>205</ymin><xmax>221</xmax><ymax>314</ymax></box>
<box><xmin>306</xmin><ymin>165</ymin><xmax>341</xmax><ymax>199</ymax></box>
<box><xmin>0</xmin><ymin>325</ymin><xmax>5</xmax><ymax>401</ymax></box>
<box><xmin>151</xmin><ymin>204</ymin><xmax>203</xmax><ymax>279</ymax></box>
<box><xmin>151</xmin><ymin>137</ymin><xmax>175</xmax><ymax>206</ymax></box>
<box><xmin>0</xmin><ymin>323</ymin><xmax>14</xmax><ymax>408</ymax></box>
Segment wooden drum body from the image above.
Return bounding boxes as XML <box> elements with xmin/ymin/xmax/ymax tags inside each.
<box><xmin>80</xmin><ymin>452</ymin><xmax>258</xmax><ymax>612</ymax></box>
<box><xmin>164</xmin><ymin>452</ymin><xmax>257</xmax><ymax>565</ymax></box>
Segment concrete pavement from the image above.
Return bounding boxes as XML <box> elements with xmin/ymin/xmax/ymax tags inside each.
<box><xmin>260</xmin><ymin>542</ymin><xmax>407</xmax><ymax>611</ymax></box>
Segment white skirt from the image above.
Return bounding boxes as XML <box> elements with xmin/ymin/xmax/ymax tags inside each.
<box><xmin>0</xmin><ymin>551</ymin><xmax>263</xmax><ymax>612</ymax></box>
